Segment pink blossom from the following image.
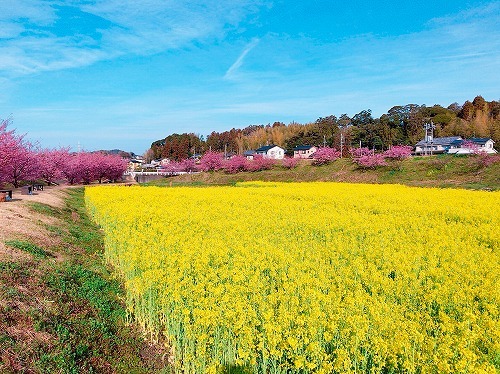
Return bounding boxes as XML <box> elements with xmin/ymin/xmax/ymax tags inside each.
<box><xmin>224</xmin><ymin>155</ymin><xmax>248</xmax><ymax>174</ymax></box>
<box><xmin>383</xmin><ymin>145</ymin><xmax>413</xmax><ymax>160</ymax></box>
<box><xmin>349</xmin><ymin>147</ymin><xmax>372</xmax><ymax>158</ymax></box>
<box><xmin>199</xmin><ymin>151</ymin><xmax>224</xmax><ymax>171</ymax></box>
<box><xmin>281</xmin><ymin>157</ymin><xmax>300</xmax><ymax>169</ymax></box>
<box><xmin>180</xmin><ymin>158</ymin><xmax>197</xmax><ymax>173</ymax></box>
<box><xmin>353</xmin><ymin>153</ymin><xmax>387</xmax><ymax>169</ymax></box>
<box><xmin>462</xmin><ymin>140</ymin><xmax>482</xmax><ymax>155</ymax></box>
<box><xmin>0</xmin><ymin>119</ymin><xmax>39</xmax><ymax>187</ymax></box>
<box><xmin>246</xmin><ymin>155</ymin><xmax>276</xmax><ymax>172</ymax></box>
<box><xmin>312</xmin><ymin>147</ymin><xmax>340</xmax><ymax>166</ymax></box>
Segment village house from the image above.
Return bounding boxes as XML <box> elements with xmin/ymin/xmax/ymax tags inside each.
<box><xmin>255</xmin><ymin>145</ymin><xmax>285</xmax><ymax>160</ymax></box>
<box><xmin>128</xmin><ymin>157</ymin><xmax>144</xmax><ymax>171</ymax></box>
<box><xmin>447</xmin><ymin>138</ymin><xmax>497</xmax><ymax>155</ymax></box>
<box><xmin>414</xmin><ymin>136</ymin><xmax>462</xmax><ymax>155</ymax></box>
<box><xmin>293</xmin><ymin>145</ymin><xmax>317</xmax><ymax>159</ymax></box>
<box><xmin>415</xmin><ymin>136</ymin><xmax>497</xmax><ymax>155</ymax></box>
<box><xmin>243</xmin><ymin>150</ymin><xmax>256</xmax><ymax>160</ymax></box>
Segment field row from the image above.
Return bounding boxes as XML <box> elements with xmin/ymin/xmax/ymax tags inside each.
<box><xmin>85</xmin><ymin>182</ymin><xmax>500</xmax><ymax>373</ymax></box>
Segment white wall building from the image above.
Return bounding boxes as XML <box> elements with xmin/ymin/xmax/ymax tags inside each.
<box><xmin>255</xmin><ymin>145</ymin><xmax>285</xmax><ymax>160</ymax></box>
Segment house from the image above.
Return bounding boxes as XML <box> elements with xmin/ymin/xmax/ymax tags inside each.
<box><xmin>128</xmin><ymin>158</ymin><xmax>144</xmax><ymax>171</ymax></box>
<box><xmin>446</xmin><ymin>138</ymin><xmax>497</xmax><ymax>154</ymax></box>
<box><xmin>414</xmin><ymin>136</ymin><xmax>462</xmax><ymax>155</ymax></box>
<box><xmin>243</xmin><ymin>150</ymin><xmax>256</xmax><ymax>160</ymax></box>
<box><xmin>255</xmin><ymin>145</ymin><xmax>285</xmax><ymax>160</ymax></box>
<box><xmin>225</xmin><ymin>152</ymin><xmax>237</xmax><ymax>159</ymax></box>
<box><xmin>466</xmin><ymin>138</ymin><xmax>496</xmax><ymax>154</ymax></box>
<box><xmin>293</xmin><ymin>145</ymin><xmax>317</xmax><ymax>159</ymax></box>
<box><xmin>189</xmin><ymin>153</ymin><xmax>202</xmax><ymax>161</ymax></box>
<box><xmin>415</xmin><ymin>136</ymin><xmax>497</xmax><ymax>155</ymax></box>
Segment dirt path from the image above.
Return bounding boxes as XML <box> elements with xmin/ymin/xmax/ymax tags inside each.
<box><xmin>0</xmin><ymin>186</ymin><xmax>72</xmax><ymax>260</ymax></box>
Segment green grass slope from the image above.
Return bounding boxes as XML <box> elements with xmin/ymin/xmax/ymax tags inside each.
<box><xmin>147</xmin><ymin>155</ymin><xmax>500</xmax><ymax>190</ymax></box>
<box><xmin>0</xmin><ymin>189</ymin><xmax>169</xmax><ymax>373</ymax></box>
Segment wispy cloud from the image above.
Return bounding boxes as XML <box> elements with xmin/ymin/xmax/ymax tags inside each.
<box><xmin>6</xmin><ymin>1</ymin><xmax>500</xmax><ymax>154</ymax></box>
<box><xmin>224</xmin><ymin>38</ymin><xmax>260</xmax><ymax>80</ymax></box>
<box><xmin>0</xmin><ymin>0</ymin><xmax>263</xmax><ymax>76</ymax></box>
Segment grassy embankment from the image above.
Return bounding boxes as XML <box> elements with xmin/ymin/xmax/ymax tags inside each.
<box><xmin>146</xmin><ymin>155</ymin><xmax>500</xmax><ymax>190</ymax></box>
<box><xmin>0</xmin><ymin>188</ymin><xmax>168</xmax><ymax>373</ymax></box>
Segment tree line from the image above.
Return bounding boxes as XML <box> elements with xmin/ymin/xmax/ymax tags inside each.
<box><xmin>149</xmin><ymin>96</ymin><xmax>500</xmax><ymax>160</ymax></box>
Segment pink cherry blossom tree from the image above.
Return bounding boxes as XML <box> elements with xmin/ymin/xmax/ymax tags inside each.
<box><xmin>180</xmin><ymin>158</ymin><xmax>197</xmax><ymax>173</ymax></box>
<box><xmin>246</xmin><ymin>155</ymin><xmax>275</xmax><ymax>171</ymax></box>
<box><xmin>61</xmin><ymin>153</ymin><xmax>86</xmax><ymax>185</ymax></box>
<box><xmin>349</xmin><ymin>147</ymin><xmax>373</xmax><ymax>158</ymax></box>
<box><xmin>461</xmin><ymin>140</ymin><xmax>482</xmax><ymax>155</ymax></box>
<box><xmin>224</xmin><ymin>155</ymin><xmax>248</xmax><ymax>174</ymax></box>
<box><xmin>383</xmin><ymin>145</ymin><xmax>413</xmax><ymax>160</ymax></box>
<box><xmin>312</xmin><ymin>147</ymin><xmax>341</xmax><ymax>166</ymax></box>
<box><xmin>281</xmin><ymin>156</ymin><xmax>300</xmax><ymax>169</ymax></box>
<box><xmin>0</xmin><ymin>118</ymin><xmax>39</xmax><ymax>187</ymax></box>
<box><xmin>199</xmin><ymin>151</ymin><xmax>224</xmax><ymax>172</ymax></box>
<box><xmin>353</xmin><ymin>153</ymin><xmax>387</xmax><ymax>169</ymax></box>
<box><xmin>37</xmin><ymin>148</ymin><xmax>70</xmax><ymax>185</ymax></box>
<box><xmin>93</xmin><ymin>153</ymin><xmax>128</xmax><ymax>183</ymax></box>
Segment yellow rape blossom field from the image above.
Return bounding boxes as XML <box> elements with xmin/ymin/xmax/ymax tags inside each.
<box><xmin>85</xmin><ymin>182</ymin><xmax>500</xmax><ymax>373</ymax></box>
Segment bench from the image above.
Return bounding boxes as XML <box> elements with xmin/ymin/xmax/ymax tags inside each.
<box><xmin>21</xmin><ymin>186</ymin><xmax>33</xmax><ymax>195</ymax></box>
<box><xmin>0</xmin><ymin>189</ymin><xmax>13</xmax><ymax>199</ymax></box>
<box><xmin>32</xmin><ymin>184</ymin><xmax>44</xmax><ymax>191</ymax></box>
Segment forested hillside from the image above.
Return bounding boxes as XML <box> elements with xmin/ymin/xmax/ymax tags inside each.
<box><xmin>150</xmin><ymin>96</ymin><xmax>500</xmax><ymax>160</ymax></box>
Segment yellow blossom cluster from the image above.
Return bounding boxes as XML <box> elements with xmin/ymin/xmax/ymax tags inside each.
<box><xmin>85</xmin><ymin>182</ymin><xmax>500</xmax><ymax>373</ymax></box>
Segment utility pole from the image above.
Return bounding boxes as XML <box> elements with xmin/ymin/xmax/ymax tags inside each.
<box><xmin>340</xmin><ymin>133</ymin><xmax>344</xmax><ymax>158</ymax></box>
<box><xmin>423</xmin><ymin>120</ymin><xmax>435</xmax><ymax>156</ymax></box>
<box><xmin>323</xmin><ymin>135</ymin><xmax>327</xmax><ymax>147</ymax></box>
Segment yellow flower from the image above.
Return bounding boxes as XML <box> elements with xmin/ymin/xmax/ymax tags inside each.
<box><xmin>85</xmin><ymin>182</ymin><xmax>500</xmax><ymax>373</ymax></box>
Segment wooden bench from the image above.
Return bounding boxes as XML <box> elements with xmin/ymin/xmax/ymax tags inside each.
<box><xmin>32</xmin><ymin>184</ymin><xmax>44</xmax><ymax>191</ymax></box>
<box><xmin>21</xmin><ymin>186</ymin><xmax>33</xmax><ymax>195</ymax></box>
<box><xmin>0</xmin><ymin>189</ymin><xmax>13</xmax><ymax>199</ymax></box>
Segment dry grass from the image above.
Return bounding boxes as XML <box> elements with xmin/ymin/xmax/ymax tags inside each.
<box><xmin>0</xmin><ymin>186</ymin><xmax>69</xmax><ymax>372</ymax></box>
<box><xmin>0</xmin><ymin>186</ymin><xmax>70</xmax><ymax>261</ymax></box>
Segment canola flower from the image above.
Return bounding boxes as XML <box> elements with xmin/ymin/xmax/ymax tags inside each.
<box><xmin>85</xmin><ymin>182</ymin><xmax>500</xmax><ymax>373</ymax></box>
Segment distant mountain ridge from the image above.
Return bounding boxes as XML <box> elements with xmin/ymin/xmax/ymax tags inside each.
<box><xmin>95</xmin><ymin>149</ymin><xmax>136</xmax><ymax>159</ymax></box>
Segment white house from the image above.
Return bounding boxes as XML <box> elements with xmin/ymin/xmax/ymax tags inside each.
<box><xmin>415</xmin><ymin>136</ymin><xmax>497</xmax><ymax>155</ymax></box>
<box><xmin>414</xmin><ymin>136</ymin><xmax>462</xmax><ymax>155</ymax></box>
<box><xmin>255</xmin><ymin>145</ymin><xmax>285</xmax><ymax>160</ymax></box>
<box><xmin>293</xmin><ymin>145</ymin><xmax>317</xmax><ymax>159</ymax></box>
<box><xmin>446</xmin><ymin>138</ymin><xmax>497</xmax><ymax>155</ymax></box>
<box><xmin>243</xmin><ymin>150</ymin><xmax>256</xmax><ymax>160</ymax></box>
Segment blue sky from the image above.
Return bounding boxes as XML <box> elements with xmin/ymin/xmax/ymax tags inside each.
<box><xmin>1</xmin><ymin>0</ymin><xmax>499</xmax><ymax>154</ymax></box>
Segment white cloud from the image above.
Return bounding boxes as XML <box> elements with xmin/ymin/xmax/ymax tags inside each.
<box><xmin>0</xmin><ymin>0</ymin><xmax>56</xmax><ymax>26</ymax></box>
<box><xmin>0</xmin><ymin>0</ymin><xmax>264</xmax><ymax>77</ymax></box>
<box><xmin>224</xmin><ymin>38</ymin><xmax>260</xmax><ymax>80</ymax></box>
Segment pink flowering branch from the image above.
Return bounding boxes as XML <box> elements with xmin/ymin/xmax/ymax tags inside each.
<box><xmin>383</xmin><ymin>145</ymin><xmax>413</xmax><ymax>160</ymax></box>
<box><xmin>312</xmin><ymin>147</ymin><xmax>340</xmax><ymax>166</ymax></box>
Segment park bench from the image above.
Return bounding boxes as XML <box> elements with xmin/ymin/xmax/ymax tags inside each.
<box><xmin>0</xmin><ymin>189</ymin><xmax>13</xmax><ymax>199</ymax></box>
<box><xmin>32</xmin><ymin>184</ymin><xmax>44</xmax><ymax>191</ymax></box>
<box><xmin>0</xmin><ymin>189</ymin><xmax>13</xmax><ymax>202</ymax></box>
<box><xmin>21</xmin><ymin>185</ymin><xmax>33</xmax><ymax>195</ymax></box>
